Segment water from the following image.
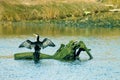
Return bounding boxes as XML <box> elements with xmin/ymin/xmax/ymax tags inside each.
<box><xmin>0</xmin><ymin>24</ymin><xmax>120</xmax><ymax>80</ymax></box>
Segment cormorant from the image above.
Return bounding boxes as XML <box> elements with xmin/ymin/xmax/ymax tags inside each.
<box><xmin>19</xmin><ymin>34</ymin><xmax>55</xmax><ymax>63</ymax></box>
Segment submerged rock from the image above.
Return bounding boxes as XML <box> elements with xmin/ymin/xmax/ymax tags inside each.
<box><xmin>14</xmin><ymin>40</ymin><xmax>93</xmax><ymax>61</ymax></box>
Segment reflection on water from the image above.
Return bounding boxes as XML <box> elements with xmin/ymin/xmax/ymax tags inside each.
<box><xmin>0</xmin><ymin>22</ymin><xmax>120</xmax><ymax>37</ymax></box>
<box><xmin>0</xmin><ymin>22</ymin><xmax>120</xmax><ymax>80</ymax></box>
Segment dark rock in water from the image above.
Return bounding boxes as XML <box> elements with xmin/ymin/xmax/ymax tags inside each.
<box><xmin>14</xmin><ymin>40</ymin><xmax>93</xmax><ymax>61</ymax></box>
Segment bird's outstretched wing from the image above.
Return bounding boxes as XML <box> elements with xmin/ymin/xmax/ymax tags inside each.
<box><xmin>41</xmin><ymin>38</ymin><xmax>55</xmax><ymax>49</ymax></box>
<box><xmin>19</xmin><ymin>40</ymin><xmax>35</xmax><ymax>49</ymax></box>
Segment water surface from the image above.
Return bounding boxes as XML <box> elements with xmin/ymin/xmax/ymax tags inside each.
<box><xmin>0</xmin><ymin>23</ymin><xmax>120</xmax><ymax>80</ymax></box>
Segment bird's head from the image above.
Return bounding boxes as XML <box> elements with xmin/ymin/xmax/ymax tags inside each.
<box><xmin>33</xmin><ymin>33</ymin><xmax>39</xmax><ymax>37</ymax></box>
<box><xmin>33</xmin><ymin>33</ymin><xmax>40</xmax><ymax>41</ymax></box>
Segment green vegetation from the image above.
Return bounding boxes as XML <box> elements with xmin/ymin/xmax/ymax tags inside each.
<box><xmin>0</xmin><ymin>0</ymin><xmax>120</xmax><ymax>27</ymax></box>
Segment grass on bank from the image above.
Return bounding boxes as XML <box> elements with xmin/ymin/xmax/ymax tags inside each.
<box><xmin>0</xmin><ymin>0</ymin><xmax>120</xmax><ymax>21</ymax></box>
<box><xmin>0</xmin><ymin>0</ymin><xmax>120</xmax><ymax>27</ymax></box>
<box><xmin>102</xmin><ymin>0</ymin><xmax>120</xmax><ymax>5</ymax></box>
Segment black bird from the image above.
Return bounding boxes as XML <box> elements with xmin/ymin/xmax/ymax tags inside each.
<box><xmin>19</xmin><ymin>34</ymin><xmax>55</xmax><ymax>63</ymax></box>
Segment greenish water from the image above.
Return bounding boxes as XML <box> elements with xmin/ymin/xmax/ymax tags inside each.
<box><xmin>0</xmin><ymin>22</ymin><xmax>120</xmax><ymax>37</ymax></box>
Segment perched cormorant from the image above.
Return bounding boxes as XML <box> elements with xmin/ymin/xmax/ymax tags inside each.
<box><xmin>19</xmin><ymin>34</ymin><xmax>55</xmax><ymax>63</ymax></box>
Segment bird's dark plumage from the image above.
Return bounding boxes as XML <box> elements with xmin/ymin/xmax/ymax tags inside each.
<box><xmin>19</xmin><ymin>34</ymin><xmax>55</xmax><ymax>63</ymax></box>
<box><xmin>19</xmin><ymin>38</ymin><xmax>55</xmax><ymax>49</ymax></box>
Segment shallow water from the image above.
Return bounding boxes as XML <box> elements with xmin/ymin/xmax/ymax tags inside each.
<box><xmin>0</xmin><ymin>24</ymin><xmax>120</xmax><ymax>80</ymax></box>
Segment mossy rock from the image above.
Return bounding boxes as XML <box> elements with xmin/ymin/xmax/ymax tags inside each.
<box><xmin>14</xmin><ymin>40</ymin><xmax>93</xmax><ymax>61</ymax></box>
<box><xmin>14</xmin><ymin>52</ymin><xmax>53</xmax><ymax>60</ymax></box>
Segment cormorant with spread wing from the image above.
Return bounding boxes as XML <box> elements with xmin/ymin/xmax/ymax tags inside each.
<box><xmin>19</xmin><ymin>34</ymin><xmax>55</xmax><ymax>63</ymax></box>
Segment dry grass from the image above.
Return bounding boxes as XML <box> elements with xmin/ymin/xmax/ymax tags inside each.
<box><xmin>0</xmin><ymin>0</ymin><xmax>96</xmax><ymax>5</ymax></box>
<box><xmin>0</xmin><ymin>0</ymin><xmax>119</xmax><ymax>22</ymax></box>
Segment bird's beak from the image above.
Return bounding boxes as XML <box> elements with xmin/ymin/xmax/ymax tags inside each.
<box><xmin>33</xmin><ymin>33</ymin><xmax>38</xmax><ymax>37</ymax></box>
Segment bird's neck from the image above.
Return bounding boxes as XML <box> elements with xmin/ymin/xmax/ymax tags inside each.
<box><xmin>37</xmin><ymin>36</ymin><xmax>39</xmax><ymax>42</ymax></box>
